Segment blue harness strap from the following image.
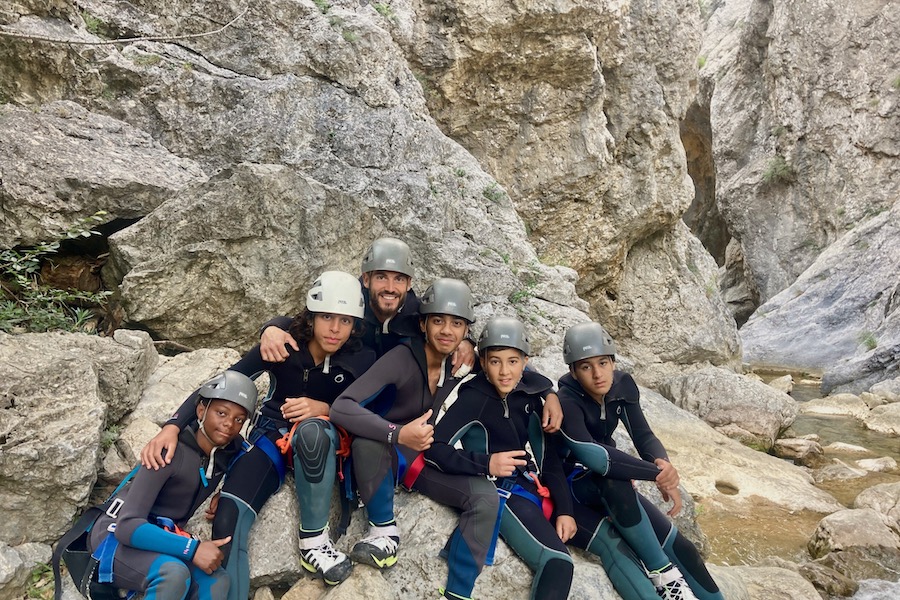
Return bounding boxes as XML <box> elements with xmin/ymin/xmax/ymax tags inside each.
<box><xmin>93</xmin><ymin>531</ymin><xmax>118</xmax><ymax>584</ymax></box>
<box><xmin>251</xmin><ymin>431</ymin><xmax>287</xmax><ymax>484</ymax></box>
<box><xmin>485</xmin><ymin>477</ymin><xmax>516</xmax><ymax>565</ymax></box>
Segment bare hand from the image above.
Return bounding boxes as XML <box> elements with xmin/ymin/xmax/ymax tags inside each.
<box><xmin>451</xmin><ymin>339</ymin><xmax>476</xmax><ymax>377</ymax></box>
<box><xmin>192</xmin><ymin>537</ymin><xmax>231</xmax><ymax>574</ymax></box>
<box><xmin>661</xmin><ymin>486</ymin><xmax>683</xmax><ymax>517</ymax></box>
<box><xmin>654</xmin><ymin>458</ymin><xmax>679</xmax><ymax>491</ymax></box>
<box><xmin>398</xmin><ymin>409</ymin><xmax>434</xmax><ymax>451</ymax></box>
<box><xmin>542</xmin><ymin>393</ymin><xmax>563</xmax><ymax>433</ymax></box>
<box><xmin>260</xmin><ymin>326</ymin><xmax>299</xmax><ymax>363</ymax></box>
<box><xmin>655</xmin><ymin>458</ymin><xmax>683</xmax><ymax>516</ymax></box>
<box><xmin>205</xmin><ymin>492</ymin><xmax>220</xmax><ymax>521</ymax></box>
<box><xmin>281</xmin><ymin>396</ymin><xmax>330</xmax><ymax>423</ymax></box>
<box><xmin>140</xmin><ymin>424</ymin><xmax>180</xmax><ymax>470</ymax></box>
<box><xmin>555</xmin><ymin>515</ymin><xmax>577</xmax><ymax>543</ymax></box>
<box><xmin>488</xmin><ymin>450</ymin><xmax>528</xmax><ymax>478</ymax></box>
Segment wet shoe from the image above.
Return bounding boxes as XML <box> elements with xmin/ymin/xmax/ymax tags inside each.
<box><xmin>299</xmin><ymin>530</ymin><xmax>352</xmax><ymax>585</ymax></box>
<box><xmin>350</xmin><ymin>523</ymin><xmax>400</xmax><ymax>569</ymax></box>
<box><xmin>650</xmin><ymin>564</ymin><xmax>699</xmax><ymax>600</ymax></box>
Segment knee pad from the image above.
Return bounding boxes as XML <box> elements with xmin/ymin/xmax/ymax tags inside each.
<box><xmin>587</xmin><ymin>520</ymin><xmax>658</xmax><ymax>600</ymax></box>
<box><xmin>146</xmin><ymin>558</ymin><xmax>191</xmax><ymax>600</ymax></box>
<box><xmin>217</xmin><ymin>493</ymin><xmax>256</xmax><ymax>600</ymax></box>
<box><xmin>293</xmin><ymin>419</ymin><xmax>334</xmax><ymax>483</ymax></box>
<box><xmin>532</xmin><ymin>556</ymin><xmax>573</xmax><ymax>600</ymax></box>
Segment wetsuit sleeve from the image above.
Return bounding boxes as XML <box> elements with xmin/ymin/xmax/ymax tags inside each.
<box><xmin>113</xmin><ymin>460</ymin><xmax>198</xmax><ymax>560</ymax></box>
<box><xmin>258</xmin><ymin>315</ymin><xmax>293</xmax><ymax>338</ymax></box>
<box><xmin>164</xmin><ymin>390</ymin><xmax>202</xmax><ymax>430</ymax></box>
<box><xmin>559</xmin><ymin>395</ymin><xmax>661</xmax><ymax>481</ymax></box>
<box><xmin>617</xmin><ymin>375</ymin><xmax>667</xmax><ymax>462</ymax></box>
<box><xmin>329</xmin><ymin>348</ymin><xmax>418</xmax><ymax>444</ymax></box>
<box><xmin>426</xmin><ymin>393</ymin><xmax>490</xmax><ymax>475</ymax></box>
<box><xmin>539</xmin><ymin>432</ymin><xmax>573</xmax><ymax>518</ymax></box>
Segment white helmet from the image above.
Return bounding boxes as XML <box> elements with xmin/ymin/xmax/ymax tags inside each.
<box><xmin>306</xmin><ymin>271</ymin><xmax>365</xmax><ymax>319</ymax></box>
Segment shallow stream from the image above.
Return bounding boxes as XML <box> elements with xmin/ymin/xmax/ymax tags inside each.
<box><xmin>695</xmin><ymin>376</ymin><xmax>900</xmax><ymax>599</ymax></box>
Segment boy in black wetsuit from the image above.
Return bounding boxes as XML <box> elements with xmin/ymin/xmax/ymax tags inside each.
<box><xmin>559</xmin><ymin>322</ymin><xmax>722</xmax><ymax>600</ymax></box>
<box><xmin>426</xmin><ymin>316</ymin><xmax>575</xmax><ymax>600</ymax></box>
<box><xmin>84</xmin><ymin>371</ymin><xmax>258</xmax><ymax>600</ymax></box>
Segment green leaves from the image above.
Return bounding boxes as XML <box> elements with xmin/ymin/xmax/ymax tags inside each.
<box><xmin>0</xmin><ymin>211</ymin><xmax>110</xmax><ymax>334</ymax></box>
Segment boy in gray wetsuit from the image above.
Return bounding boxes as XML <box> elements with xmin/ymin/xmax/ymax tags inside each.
<box><xmin>75</xmin><ymin>372</ymin><xmax>257</xmax><ymax>600</ymax></box>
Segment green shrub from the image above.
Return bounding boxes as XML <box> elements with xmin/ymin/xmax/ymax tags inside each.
<box><xmin>762</xmin><ymin>155</ymin><xmax>794</xmax><ymax>184</ymax></box>
<box><xmin>0</xmin><ymin>211</ymin><xmax>111</xmax><ymax>334</ymax></box>
<box><xmin>82</xmin><ymin>11</ymin><xmax>112</xmax><ymax>38</ymax></box>
<box><xmin>373</xmin><ymin>3</ymin><xmax>395</xmax><ymax>20</ymax></box>
<box><xmin>482</xmin><ymin>182</ymin><xmax>505</xmax><ymax>204</ymax></box>
<box><xmin>858</xmin><ymin>331</ymin><xmax>877</xmax><ymax>351</ymax></box>
<box><xmin>313</xmin><ymin>0</ymin><xmax>331</xmax><ymax>14</ymax></box>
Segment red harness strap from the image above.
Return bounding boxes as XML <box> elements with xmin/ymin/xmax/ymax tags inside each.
<box><xmin>401</xmin><ymin>452</ymin><xmax>426</xmax><ymax>489</ymax></box>
<box><xmin>526</xmin><ymin>472</ymin><xmax>554</xmax><ymax>520</ymax></box>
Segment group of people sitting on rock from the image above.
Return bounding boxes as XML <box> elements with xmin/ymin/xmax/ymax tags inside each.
<box><xmin>56</xmin><ymin>238</ymin><xmax>724</xmax><ymax>600</ymax></box>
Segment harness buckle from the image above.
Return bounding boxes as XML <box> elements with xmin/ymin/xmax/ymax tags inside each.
<box><xmin>105</xmin><ymin>498</ymin><xmax>124</xmax><ymax>519</ymax></box>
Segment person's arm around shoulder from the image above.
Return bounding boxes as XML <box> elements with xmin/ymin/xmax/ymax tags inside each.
<box><xmin>259</xmin><ymin>315</ymin><xmax>299</xmax><ymax>363</ymax></box>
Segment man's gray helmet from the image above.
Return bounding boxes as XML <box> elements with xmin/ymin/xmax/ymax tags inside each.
<box><xmin>306</xmin><ymin>270</ymin><xmax>365</xmax><ymax>319</ymax></box>
<box><xmin>360</xmin><ymin>237</ymin><xmax>415</xmax><ymax>277</ymax></box>
<box><xmin>478</xmin><ymin>316</ymin><xmax>531</xmax><ymax>355</ymax></box>
<box><xmin>563</xmin><ymin>322</ymin><xmax>617</xmax><ymax>365</ymax></box>
<box><xmin>198</xmin><ymin>371</ymin><xmax>259</xmax><ymax>420</ymax></box>
<box><xmin>419</xmin><ymin>278</ymin><xmax>476</xmax><ymax>323</ymax></box>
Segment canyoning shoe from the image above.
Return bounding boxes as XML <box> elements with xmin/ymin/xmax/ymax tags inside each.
<box><xmin>650</xmin><ymin>565</ymin><xmax>699</xmax><ymax>600</ymax></box>
<box><xmin>350</xmin><ymin>524</ymin><xmax>400</xmax><ymax>569</ymax></box>
<box><xmin>299</xmin><ymin>530</ymin><xmax>353</xmax><ymax>585</ymax></box>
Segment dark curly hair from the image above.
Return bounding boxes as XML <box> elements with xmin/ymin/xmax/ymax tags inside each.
<box><xmin>288</xmin><ymin>309</ymin><xmax>365</xmax><ymax>354</ymax></box>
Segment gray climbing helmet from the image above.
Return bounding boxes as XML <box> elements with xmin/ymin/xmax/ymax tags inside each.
<box><xmin>197</xmin><ymin>371</ymin><xmax>259</xmax><ymax>420</ymax></box>
<box><xmin>360</xmin><ymin>237</ymin><xmax>415</xmax><ymax>277</ymax></box>
<box><xmin>306</xmin><ymin>270</ymin><xmax>365</xmax><ymax>319</ymax></box>
<box><xmin>419</xmin><ymin>278</ymin><xmax>476</xmax><ymax>323</ymax></box>
<box><xmin>563</xmin><ymin>322</ymin><xmax>617</xmax><ymax>365</ymax></box>
<box><xmin>478</xmin><ymin>316</ymin><xmax>531</xmax><ymax>355</ymax></box>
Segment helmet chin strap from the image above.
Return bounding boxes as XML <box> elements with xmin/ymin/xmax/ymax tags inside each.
<box><xmin>198</xmin><ymin>405</ymin><xmax>224</xmax><ymax>478</ymax></box>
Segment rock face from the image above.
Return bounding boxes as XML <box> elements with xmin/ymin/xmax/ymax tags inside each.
<box><xmin>0</xmin><ymin>330</ymin><xmax>156</xmax><ymax>544</ymax></box>
<box><xmin>739</xmin><ymin>202</ymin><xmax>900</xmax><ymax>392</ymax></box>
<box><xmin>399</xmin><ymin>0</ymin><xmax>742</xmax><ymax>376</ymax></box>
<box><xmin>0</xmin><ymin>101</ymin><xmax>206</xmax><ymax>248</ymax></box>
<box><xmin>693</xmin><ymin>0</ymin><xmax>900</xmax><ymax>311</ymax></box>
<box><xmin>658</xmin><ymin>366</ymin><xmax>797</xmax><ymax>450</ymax></box>
<box><xmin>0</xmin><ymin>0</ymin><xmax>742</xmax><ymax>378</ymax></box>
<box><xmin>608</xmin><ymin>222</ymin><xmax>742</xmax><ymax>386</ymax></box>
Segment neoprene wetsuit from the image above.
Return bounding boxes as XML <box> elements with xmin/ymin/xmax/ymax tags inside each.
<box><xmin>427</xmin><ymin>371</ymin><xmax>574</xmax><ymax>600</ymax></box>
<box><xmin>558</xmin><ymin>371</ymin><xmax>724</xmax><ymax>600</ymax></box>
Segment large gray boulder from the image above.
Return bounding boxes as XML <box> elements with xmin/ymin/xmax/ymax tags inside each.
<box><xmin>741</xmin><ymin>202</ymin><xmax>900</xmax><ymax>393</ymax></box>
<box><xmin>864</xmin><ymin>403</ymin><xmax>900</xmax><ymax>437</ymax></box>
<box><xmin>808</xmin><ymin>509</ymin><xmax>900</xmax><ymax>559</ymax></box>
<box><xmin>658</xmin><ymin>366</ymin><xmax>797</xmax><ymax>450</ymax></box>
<box><xmin>637</xmin><ymin>387</ymin><xmax>840</xmax><ymax>514</ymax></box>
<box><xmin>610</xmin><ymin>221</ymin><xmax>742</xmax><ymax>386</ymax></box>
<box><xmin>0</xmin><ymin>101</ymin><xmax>206</xmax><ymax>248</ymax></box>
<box><xmin>0</xmin><ymin>330</ymin><xmax>155</xmax><ymax>544</ymax></box>
<box><xmin>854</xmin><ymin>482</ymin><xmax>900</xmax><ymax>526</ymax></box>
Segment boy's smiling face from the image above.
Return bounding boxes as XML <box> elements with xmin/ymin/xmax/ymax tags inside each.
<box><xmin>481</xmin><ymin>347</ymin><xmax>528</xmax><ymax>396</ymax></box>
